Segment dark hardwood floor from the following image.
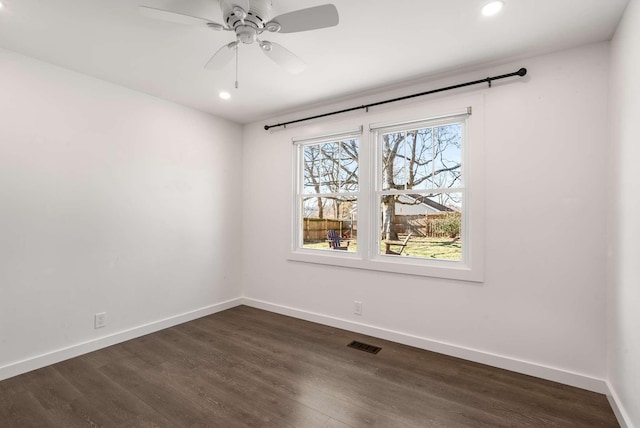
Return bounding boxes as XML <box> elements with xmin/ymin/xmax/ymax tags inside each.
<box><xmin>0</xmin><ymin>306</ymin><xmax>618</xmax><ymax>427</ymax></box>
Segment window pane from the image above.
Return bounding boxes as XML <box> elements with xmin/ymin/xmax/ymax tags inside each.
<box><xmin>301</xmin><ymin>196</ymin><xmax>357</xmax><ymax>252</ymax></box>
<box><xmin>380</xmin><ymin>124</ymin><xmax>462</xmax><ymax>192</ymax></box>
<box><xmin>318</xmin><ymin>141</ymin><xmax>339</xmax><ymax>194</ymax></box>
<box><xmin>303</xmin><ymin>145</ymin><xmax>322</xmax><ymax>194</ymax></box>
<box><xmin>303</xmin><ymin>139</ymin><xmax>359</xmax><ymax>194</ymax></box>
<box><xmin>338</xmin><ymin>139</ymin><xmax>359</xmax><ymax>192</ymax></box>
<box><xmin>381</xmin><ymin>131</ymin><xmax>408</xmax><ymax>190</ymax></box>
<box><xmin>379</xmin><ymin>193</ymin><xmax>462</xmax><ymax>260</ymax></box>
<box><xmin>433</xmin><ymin>124</ymin><xmax>463</xmax><ymax>188</ymax></box>
<box><xmin>407</xmin><ymin>127</ymin><xmax>434</xmax><ymax>190</ymax></box>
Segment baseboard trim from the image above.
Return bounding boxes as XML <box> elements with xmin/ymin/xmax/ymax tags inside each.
<box><xmin>242</xmin><ymin>297</ymin><xmax>608</xmax><ymax>394</ymax></box>
<box><xmin>606</xmin><ymin>381</ymin><xmax>632</xmax><ymax>428</ymax></box>
<box><xmin>1</xmin><ymin>297</ymin><xmax>612</xmax><ymax>399</ymax></box>
<box><xmin>0</xmin><ymin>297</ymin><xmax>243</xmax><ymax>382</ymax></box>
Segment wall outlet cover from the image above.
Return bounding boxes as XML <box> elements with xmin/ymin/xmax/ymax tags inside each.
<box><xmin>354</xmin><ymin>301</ymin><xmax>363</xmax><ymax>315</ymax></box>
<box><xmin>94</xmin><ymin>312</ymin><xmax>107</xmax><ymax>329</ymax></box>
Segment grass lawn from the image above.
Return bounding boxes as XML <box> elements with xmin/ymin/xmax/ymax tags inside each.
<box><xmin>401</xmin><ymin>236</ymin><xmax>461</xmax><ymax>260</ymax></box>
<box><xmin>303</xmin><ymin>236</ymin><xmax>461</xmax><ymax>260</ymax></box>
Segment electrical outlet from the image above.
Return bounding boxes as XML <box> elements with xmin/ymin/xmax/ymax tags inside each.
<box><xmin>354</xmin><ymin>301</ymin><xmax>363</xmax><ymax>315</ymax></box>
<box><xmin>94</xmin><ymin>312</ymin><xmax>107</xmax><ymax>329</ymax></box>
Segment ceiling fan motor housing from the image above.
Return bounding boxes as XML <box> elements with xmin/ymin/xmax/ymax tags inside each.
<box><xmin>221</xmin><ymin>0</ymin><xmax>272</xmax><ymax>44</ymax></box>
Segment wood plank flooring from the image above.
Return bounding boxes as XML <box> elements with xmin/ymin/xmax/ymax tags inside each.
<box><xmin>0</xmin><ymin>306</ymin><xmax>619</xmax><ymax>427</ymax></box>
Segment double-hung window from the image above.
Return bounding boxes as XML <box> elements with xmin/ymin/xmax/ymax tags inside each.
<box><xmin>372</xmin><ymin>112</ymin><xmax>467</xmax><ymax>263</ymax></box>
<box><xmin>291</xmin><ymin>103</ymin><xmax>483</xmax><ymax>282</ymax></box>
<box><xmin>293</xmin><ymin>129</ymin><xmax>361</xmax><ymax>253</ymax></box>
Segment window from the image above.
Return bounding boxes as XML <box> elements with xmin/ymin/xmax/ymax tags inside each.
<box><xmin>291</xmin><ymin>103</ymin><xmax>483</xmax><ymax>282</ymax></box>
<box><xmin>372</xmin><ymin>114</ymin><xmax>466</xmax><ymax>263</ymax></box>
<box><xmin>294</xmin><ymin>129</ymin><xmax>361</xmax><ymax>253</ymax></box>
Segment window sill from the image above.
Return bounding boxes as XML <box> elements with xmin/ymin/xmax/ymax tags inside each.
<box><xmin>288</xmin><ymin>250</ymin><xmax>483</xmax><ymax>282</ymax></box>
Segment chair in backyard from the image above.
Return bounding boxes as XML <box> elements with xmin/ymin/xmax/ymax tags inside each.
<box><xmin>385</xmin><ymin>232</ymin><xmax>413</xmax><ymax>255</ymax></box>
<box><xmin>327</xmin><ymin>230</ymin><xmax>349</xmax><ymax>250</ymax></box>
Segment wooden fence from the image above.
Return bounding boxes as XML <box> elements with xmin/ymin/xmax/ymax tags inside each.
<box><xmin>304</xmin><ymin>213</ymin><xmax>459</xmax><ymax>240</ymax></box>
<box><xmin>303</xmin><ymin>218</ymin><xmax>356</xmax><ymax>241</ymax></box>
<box><xmin>393</xmin><ymin>213</ymin><xmax>461</xmax><ymax>238</ymax></box>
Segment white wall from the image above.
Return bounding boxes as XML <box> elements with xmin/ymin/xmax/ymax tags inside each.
<box><xmin>0</xmin><ymin>48</ymin><xmax>243</xmax><ymax>379</ymax></box>
<box><xmin>242</xmin><ymin>43</ymin><xmax>611</xmax><ymax>392</ymax></box>
<box><xmin>609</xmin><ymin>0</ymin><xmax>640</xmax><ymax>425</ymax></box>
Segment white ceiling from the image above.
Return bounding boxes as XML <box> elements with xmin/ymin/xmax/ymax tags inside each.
<box><xmin>0</xmin><ymin>0</ymin><xmax>629</xmax><ymax>124</ymax></box>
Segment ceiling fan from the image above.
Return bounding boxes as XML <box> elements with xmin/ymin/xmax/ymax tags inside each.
<box><xmin>140</xmin><ymin>0</ymin><xmax>339</xmax><ymax>75</ymax></box>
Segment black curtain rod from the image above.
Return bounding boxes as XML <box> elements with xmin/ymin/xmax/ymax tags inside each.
<box><xmin>264</xmin><ymin>67</ymin><xmax>527</xmax><ymax>131</ymax></box>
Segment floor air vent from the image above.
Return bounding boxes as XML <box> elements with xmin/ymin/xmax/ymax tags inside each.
<box><xmin>347</xmin><ymin>340</ymin><xmax>381</xmax><ymax>354</ymax></box>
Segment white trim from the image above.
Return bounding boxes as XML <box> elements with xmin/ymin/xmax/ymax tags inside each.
<box><xmin>288</xmin><ymin>250</ymin><xmax>482</xmax><ymax>281</ymax></box>
<box><xmin>292</xmin><ymin>126</ymin><xmax>363</xmax><ymax>145</ymax></box>
<box><xmin>369</xmin><ymin>107</ymin><xmax>471</xmax><ymax>132</ymax></box>
<box><xmin>242</xmin><ymin>297</ymin><xmax>608</xmax><ymax>394</ymax></box>
<box><xmin>0</xmin><ymin>297</ymin><xmax>243</xmax><ymax>382</ymax></box>
<box><xmin>606</xmin><ymin>381</ymin><xmax>632</xmax><ymax>428</ymax></box>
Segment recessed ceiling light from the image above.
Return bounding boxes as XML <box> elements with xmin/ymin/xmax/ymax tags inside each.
<box><xmin>219</xmin><ymin>91</ymin><xmax>231</xmax><ymax>100</ymax></box>
<box><xmin>482</xmin><ymin>1</ymin><xmax>504</xmax><ymax>16</ymax></box>
<box><xmin>0</xmin><ymin>2</ymin><xmax>4</xmax><ymax>9</ymax></box>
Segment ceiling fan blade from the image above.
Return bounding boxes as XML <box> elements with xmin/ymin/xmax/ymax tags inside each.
<box><xmin>205</xmin><ymin>42</ymin><xmax>238</xmax><ymax>70</ymax></box>
<box><xmin>139</xmin><ymin>5</ymin><xmax>220</xmax><ymax>28</ymax></box>
<box><xmin>266</xmin><ymin>4</ymin><xmax>339</xmax><ymax>34</ymax></box>
<box><xmin>260</xmin><ymin>41</ymin><xmax>306</xmax><ymax>74</ymax></box>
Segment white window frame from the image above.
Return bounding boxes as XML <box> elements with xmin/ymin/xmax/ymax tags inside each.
<box><xmin>288</xmin><ymin>96</ymin><xmax>485</xmax><ymax>282</ymax></box>
<box><xmin>291</xmin><ymin>128</ymin><xmax>363</xmax><ymax>258</ymax></box>
<box><xmin>371</xmin><ymin>110</ymin><xmax>469</xmax><ymax>265</ymax></box>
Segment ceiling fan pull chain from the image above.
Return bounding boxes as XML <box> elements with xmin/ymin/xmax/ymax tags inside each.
<box><xmin>235</xmin><ymin>45</ymin><xmax>239</xmax><ymax>89</ymax></box>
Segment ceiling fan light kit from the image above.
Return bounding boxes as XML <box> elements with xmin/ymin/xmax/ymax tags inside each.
<box><xmin>140</xmin><ymin>0</ymin><xmax>339</xmax><ymax>78</ymax></box>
